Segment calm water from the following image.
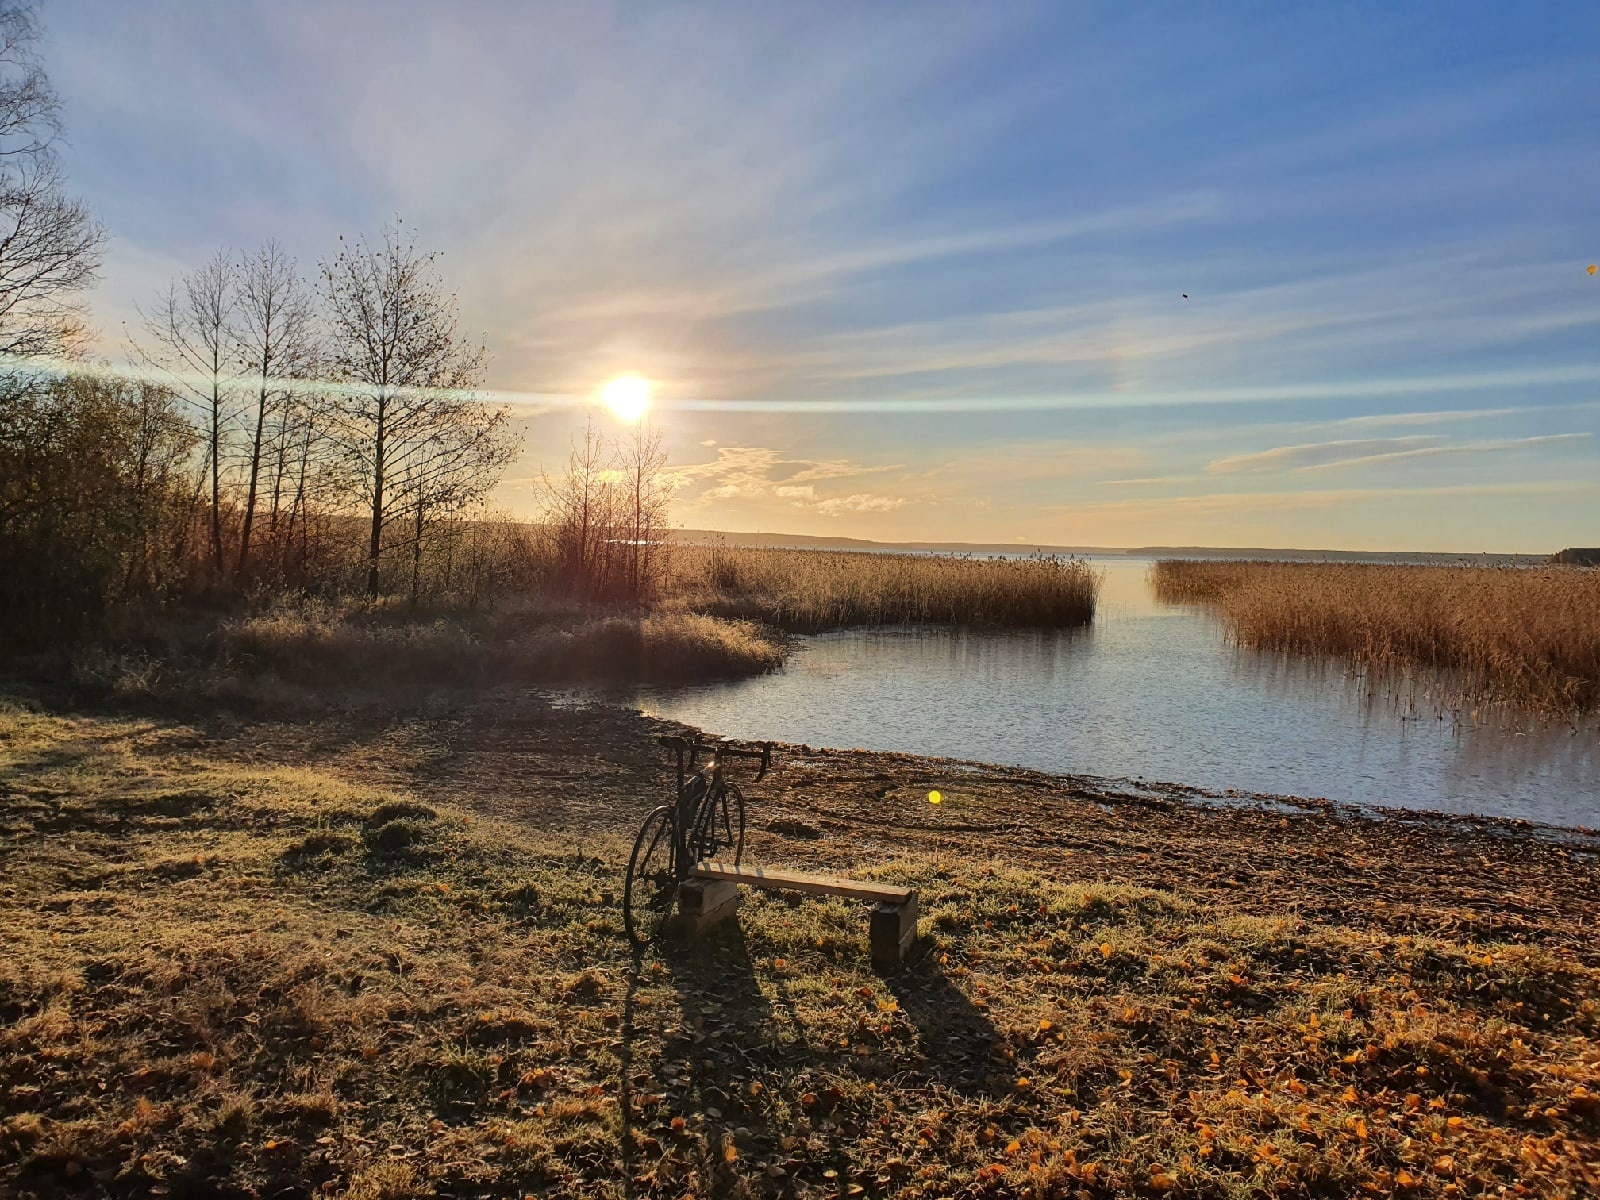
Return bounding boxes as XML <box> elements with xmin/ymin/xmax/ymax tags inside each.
<box><xmin>635</xmin><ymin>559</ymin><xmax>1600</xmax><ymax>828</ymax></box>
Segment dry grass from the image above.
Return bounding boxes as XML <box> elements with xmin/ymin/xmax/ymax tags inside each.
<box><xmin>669</xmin><ymin>545</ymin><xmax>1101</xmax><ymax>632</ymax></box>
<box><xmin>218</xmin><ymin>601</ymin><xmax>784</xmax><ymax>690</ymax></box>
<box><xmin>2</xmin><ymin>698</ymin><xmax>1596</xmax><ymax>1198</ymax></box>
<box><xmin>1152</xmin><ymin>560</ymin><xmax>1600</xmax><ymax>714</ymax></box>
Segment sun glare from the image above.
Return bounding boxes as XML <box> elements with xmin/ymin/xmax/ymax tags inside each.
<box><xmin>600</xmin><ymin>373</ymin><xmax>652</xmax><ymax>422</ymax></box>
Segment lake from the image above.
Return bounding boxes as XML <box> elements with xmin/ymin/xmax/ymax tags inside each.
<box><xmin>633</xmin><ymin>558</ymin><xmax>1600</xmax><ymax>828</ymax></box>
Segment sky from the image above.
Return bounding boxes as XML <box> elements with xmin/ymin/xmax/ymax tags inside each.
<box><xmin>44</xmin><ymin>0</ymin><xmax>1600</xmax><ymax>551</ymax></box>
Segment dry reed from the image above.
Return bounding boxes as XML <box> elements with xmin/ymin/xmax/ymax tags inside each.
<box><xmin>1152</xmin><ymin>559</ymin><xmax>1600</xmax><ymax>713</ymax></box>
<box><xmin>221</xmin><ymin>602</ymin><xmax>783</xmax><ymax>688</ymax></box>
<box><xmin>668</xmin><ymin>545</ymin><xmax>1101</xmax><ymax>631</ymax></box>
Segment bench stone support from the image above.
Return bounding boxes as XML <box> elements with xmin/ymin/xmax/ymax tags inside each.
<box><xmin>870</xmin><ymin>894</ymin><xmax>920</xmax><ymax>972</ymax></box>
<box><xmin>677</xmin><ymin>877</ymin><xmax>739</xmax><ymax>936</ymax></box>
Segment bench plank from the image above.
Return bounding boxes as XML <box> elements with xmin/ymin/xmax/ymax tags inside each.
<box><xmin>692</xmin><ymin>861</ymin><xmax>913</xmax><ymax>905</ymax></box>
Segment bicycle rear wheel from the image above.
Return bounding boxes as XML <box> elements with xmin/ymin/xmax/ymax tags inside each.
<box><xmin>623</xmin><ymin>806</ymin><xmax>678</xmax><ymax>950</ymax></box>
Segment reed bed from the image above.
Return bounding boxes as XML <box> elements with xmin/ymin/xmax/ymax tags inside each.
<box><xmin>220</xmin><ymin>602</ymin><xmax>784</xmax><ymax>688</ymax></box>
<box><xmin>1152</xmin><ymin>559</ymin><xmax>1600</xmax><ymax>714</ymax></box>
<box><xmin>668</xmin><ymin>545</ymin><xmax>1101</xmax><ymax>631</ymax></box>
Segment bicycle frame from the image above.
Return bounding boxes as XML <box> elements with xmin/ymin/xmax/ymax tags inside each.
<box><xmin>658</xmin><ymin>734</ymin><xmax>768</xmax><ymax>873</ymax></box>
<box><xmin>626</xmin><ymin>735</ymin><xmax>769</xmax><ymax>949</ymax></box>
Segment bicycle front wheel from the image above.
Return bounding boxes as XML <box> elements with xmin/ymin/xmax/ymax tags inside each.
<box><xmin>623</xmin><ymin>805</ymin><xmax>678</xmax><ymax>950</ymax></box>
<box><xmin>721</xmin><ymin>781</ymin><xmax>747</xmax><ymax>866</ymax></box>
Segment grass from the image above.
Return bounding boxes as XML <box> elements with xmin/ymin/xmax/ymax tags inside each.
<box><xmin>1151</xmin><ymin>560</ymin><xmax>1600</xmax><ymax>715</ymax></box>
<box><xmin>668</xmin><ymin>545</ymin><xmax>1101</xmax><ymax>632</ymax></box>
<box><xmin>2</xmin><ymin>697</ymin><xmax>1595</xmax><ymax>1198</ymax></box>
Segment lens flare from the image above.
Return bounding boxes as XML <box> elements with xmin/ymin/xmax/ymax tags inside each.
<box><xmin>601</xmin><ymin>374</ymin><xmax>651</xmax><ymax>422</ymax></box>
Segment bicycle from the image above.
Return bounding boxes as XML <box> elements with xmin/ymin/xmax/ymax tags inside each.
<box><xmin>623</xmin><ymin>734</ymin><xmax>771</xmax><ymax>950</ymax></box>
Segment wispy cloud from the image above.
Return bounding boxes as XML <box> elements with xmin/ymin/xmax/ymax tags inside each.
<box><xmin>1210</xmin><ymin>432</ymin><xmax>1591</xmax><ymax>474</ymax></box>
<box><xmin>672</xmin><ymin>444</ymin><xmax>909</xmax><ymax>518</ymax></box>
<box><xmin>1070</xmin><ymin>478</ymin><xmax>1600</xmax><ymax>519</ymax></box>
<box><xmin>1210</xmin><ymin>436</ymin><xmax>1444</xmax><ymax>473</ymax></box>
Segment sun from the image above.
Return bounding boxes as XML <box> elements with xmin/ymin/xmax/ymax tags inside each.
<box><xmin>600</xmin><ymin>373</ymin><xmax>652</xmax><ymax>422</ymax></box>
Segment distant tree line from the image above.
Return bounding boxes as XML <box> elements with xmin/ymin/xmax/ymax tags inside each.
<box><xmin>0</xmin><ymin>3</ymin><xmax>532</xmax><ymax>646</ymax></box>
<box><xmin>132</xmin><ymin>225</ymin><xmax>516</xmax><ymax>605</ymax></box>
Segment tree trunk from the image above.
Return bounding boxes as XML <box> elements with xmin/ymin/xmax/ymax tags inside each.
<box><xmin>410</xmin><ymin>499</ymin><xmax>424</xmax><ymax>608</ymax></box>
<box><xmin>284</xmin><ymin>418</ymin><xmax>311</xmax><ymax>581</ymax></box>
<box><xmin>366</xmin><ymin>392</ymin><xmax>386</xmax><ymax>598</ymax></box>
<box><xmin>237</xmin><ymin>376</ymin><xmax>268</xmax><ymax>579</ymax></box>
<box><xmin>209</xmin><ymin>379</ymin><xmax>223</xmax><ymax>583</ymax></box>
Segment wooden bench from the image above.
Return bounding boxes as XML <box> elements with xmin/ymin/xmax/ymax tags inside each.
<box><xmin>679</xmin><ymin>861</ymin><xmax>920</xmax><ymax>970</ymax></box>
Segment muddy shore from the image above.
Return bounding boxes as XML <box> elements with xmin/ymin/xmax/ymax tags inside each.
<box><xmin>218</xmin><ymin>690</ymin><xmax>1600</xmax><ymax>962</ymax></box>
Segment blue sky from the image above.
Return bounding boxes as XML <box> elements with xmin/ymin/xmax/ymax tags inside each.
<box><xmin>48</xmin><ymin>0</ymin><xmax>1600</xmax><ymax>549</ymax></box>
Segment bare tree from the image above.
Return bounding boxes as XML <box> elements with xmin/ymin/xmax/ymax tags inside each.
<box><xmin>0</xmin><ymin>2</ymin><xmax>102</xmax><ymax>360</ymax></box>
<box><xmin>393</xmin><ymin>399</ymin><xmax>516</xmax><ymax>604</ymax></box>
<box><xmin>321</xmin><ymin>222</ymin><xmax>496</xmax><ymax>597</ymax></box>
<box><xmin>232</xmin><ymin>239</ymin><xmax>315</xmax><ymax>579</ymax></box>
<box><xmin>539</xmin><ymin>417</ymin><xmax>677</xmax><ymax>605</ymax></box>
<box><xmin>541</xmin><ymin>415</ymin><xmax>616</xmax><ymax>601</ymax></box>
<box><xmin>136</xmin><ymin>252</ymin><xmax>236</xmax><ymax>581</ymax></box>
<box><xmin>617</xmin><ymin>420</ymin><xmax>671</xmax><ymax>607</ymax></box>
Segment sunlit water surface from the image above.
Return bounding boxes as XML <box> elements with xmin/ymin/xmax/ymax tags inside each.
<box><xmin>633</xmin><ymin>559</ymin><xmax>1599</xmax><ymax>827</ymax></box>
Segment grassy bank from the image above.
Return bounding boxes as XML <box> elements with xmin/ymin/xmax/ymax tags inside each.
<box><xmin>20</xmin><ymin>545</ymin><xmax>1106</xmax><ymax>702</ymax></box>
<box><xmin>670</xmin><ymin>546</ymin><xmax>1101</xmax><ymax>632</ymax></box>
<box><xmin>1152</xmin><ymin>560</ymin><xmax>1600</xmax><ymax>714</ymax></box>
<box><xmin>2</xmin><ymin>696</ymin><xmax>1595</xmax><ymax>1199</ymax></box>
<box><xmin>218</xmin><ymin>602</ymin><xmax>784</xmax><ymax>691</ymax></box>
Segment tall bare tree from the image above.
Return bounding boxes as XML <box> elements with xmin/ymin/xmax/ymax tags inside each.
<box><xmin>137</xmin><ymin>252</ymin><xmax>235</xmax><ymax>580</ymax></box>
<box><xmin>541</xmin><ymin>416</ymin><xmax>615</xmax><ymax>601</ymax></box>
<box><xmin>393</xmin><ymin>398</ymin><xmax>516</xmax><ymax>604</ymax></box>
<box><xmin>617</xmin><ymin>420</ymin><xmax>671</xmax><ymax>607</ymax></box>
<box><xmin>232</xmin><ymin>239</ymin><xmax>315</xmax><ymax>579</ymax></box>
<box><xmin>0</xmin><ymin>2</ymin><xmax>102</xmax><ymax>360</ymax></box>
<box><xmin>321</xmin><ymin>222</ymin><xmax>496</xmax><ymax>597</ymax></box>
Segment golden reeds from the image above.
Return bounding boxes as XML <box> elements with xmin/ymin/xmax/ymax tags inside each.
<box><xmin>668</xmin><ymin>545</ymin><xmax>1101</xmax><ymax>631</ymax></box>
<box><xmin>220</xmin><ymin>603</ymin><xmax>783</xmax><ymax>687</ymax></box>
<box><xmin>1152</xmin><ymin>560</ymin><xmax>1600</xmax><ymax>713</ymax></box>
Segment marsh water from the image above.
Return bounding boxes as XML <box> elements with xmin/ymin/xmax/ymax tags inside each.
<box><xmin>633</xmin><ymin>558</ymin><xmax>1600</xmax><ymax>828</ymax></box>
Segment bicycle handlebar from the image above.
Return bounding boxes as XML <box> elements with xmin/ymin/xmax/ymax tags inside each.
<box><xmin>657</xmin><ymin>734</ymin><xmax>772</xmax><ymax>781</ymax></box>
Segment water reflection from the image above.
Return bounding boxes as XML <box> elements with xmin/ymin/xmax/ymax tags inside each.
<box><xmin>636</xmin><ymin>559</ymin><xmax>1600</xmax><ymax>828</ymax></box>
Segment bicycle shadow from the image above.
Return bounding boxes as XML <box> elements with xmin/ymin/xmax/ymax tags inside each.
<box><xmin>617</xmin><ymin>923</ymin><xmax>818</xmax><ymax>1197</ymax></box>
<box><xmin>882</xmin><ymin>938</ymin><xmax>1013</xmax><ymax>1098</ymax></box>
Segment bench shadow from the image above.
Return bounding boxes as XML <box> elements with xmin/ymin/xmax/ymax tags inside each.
<box><xmin>883</xmin><ymin>940</ymin><xmax>1012</xmax><ymax>1098</ymax></box>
